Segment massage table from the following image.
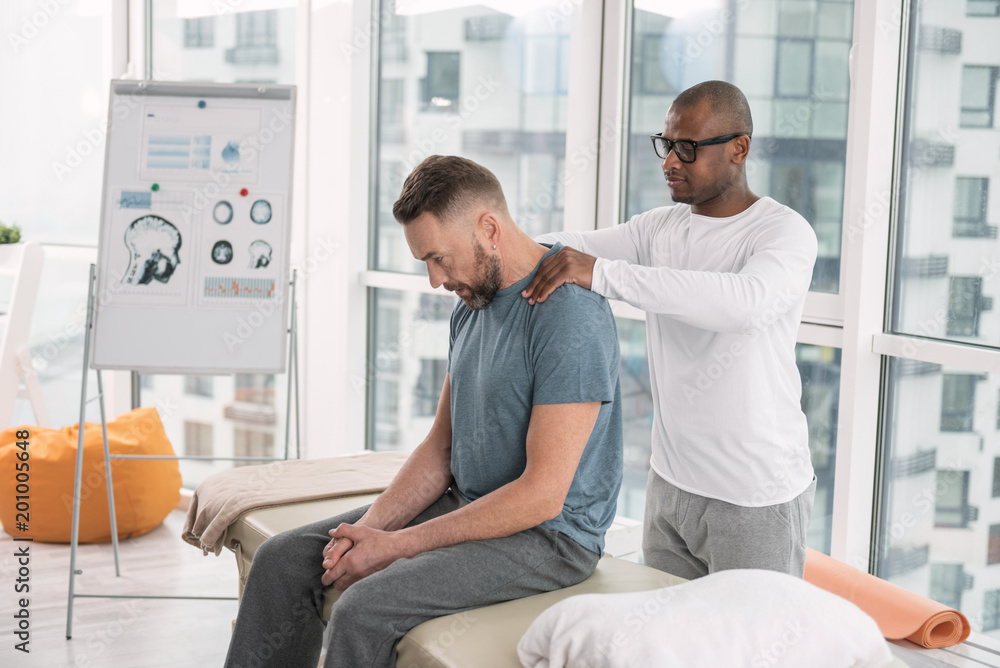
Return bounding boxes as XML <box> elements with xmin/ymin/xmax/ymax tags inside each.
<box><xmin>222</xmin><ymin>493</ymin><xmax>913</xmax><ymax>668</ymax></box>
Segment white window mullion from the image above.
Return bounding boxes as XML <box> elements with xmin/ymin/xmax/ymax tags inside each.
<box><xmin>561</xmin><ymin>0</ymin><xmax>606</xmax><ymax>233</ymax></box>
<box><xmin>830</xmin><ymin>0</ymin><xmax>905</xmax><ymax>570</ymax></box>
<box><xmin>299</xmin><ymin>0</ymin><xmax>370</xmax><ymax>457</ymax></box>
<box><xmin>594</xmin><ymin>0</ymin><xmax>630</xmax><ymax>231</ymax></box>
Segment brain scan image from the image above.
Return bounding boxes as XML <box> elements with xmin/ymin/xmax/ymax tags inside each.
<box><xmin>121</xmin><ymin>215</ymin><xmax>182</xmax><ymax>285</ymax></box>
<box><xmin>221</xmin><ymin>141</ymin><xmax>240</xmax><ymax>163</ymax></box>
<box><xmin>213</xmin><ymin>200</ymin><xmax>234</xmax><ymax>225</ymax></box>
<box><xmin>212</xmin><ymin>240</ymin><xmax>234</xmax><ymax>265</ymax></box>
<box><xmin>248</xmin><ymin>240</ymin><xmax>273</xmax><ymax>268</ymax></box>
<box><xmin>250</xmin><ymin>199</ymin><xmax>272</xmax><ymax>224</ymax></box>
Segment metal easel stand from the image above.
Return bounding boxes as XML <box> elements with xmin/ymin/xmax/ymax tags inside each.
<box><xmin>66</xmin><ymin>266</ymin><xmax>301</xmax><ymax>639</ymax></box>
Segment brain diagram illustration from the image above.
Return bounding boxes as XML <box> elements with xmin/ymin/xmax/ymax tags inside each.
<box><xmin>121</xmin><ymin>215</ymin><xmax>182</xmax><ymax>285</ymax></box>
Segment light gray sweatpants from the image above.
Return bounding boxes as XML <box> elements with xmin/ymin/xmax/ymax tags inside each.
<box><xmin>642</xmin><ymin>469</ymin><xmax>816</xmax><ymax>580</ymax></box>
<box><xmin>224</xmin><ymin>489</ymin><xmax>600</xmax><ymax>668</ymax></box>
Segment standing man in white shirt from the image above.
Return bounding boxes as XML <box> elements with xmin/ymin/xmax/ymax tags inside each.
<box><xmin>522</xmin><ymin>80</ymin><xmax>818</xmax><ymax>579</ymax></box>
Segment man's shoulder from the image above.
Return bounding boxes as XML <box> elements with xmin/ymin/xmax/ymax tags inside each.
<box><xmin>631</xmin><ymin>203</ymin><xmax>689</xmax><ymax>227</ymax></box>
<box><xmin>753</xmin><ymin>197</ymin><xmax>810</xmax><ymax>227</ymax></box>
<box><xmin>749</xmin><ymin>197</ymin><xmax>817</xmax><ymax>244</ymax></box>
<box><xmin>529</xmin><ymin>283</ymin><xmax>616</xmax><ymax>333</ymax></box>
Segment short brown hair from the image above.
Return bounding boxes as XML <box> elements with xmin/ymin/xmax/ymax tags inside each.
<box><xmin>392</xmin><ymin>155</ymin><xmax>508</xmax><ymax>225</ymax></box>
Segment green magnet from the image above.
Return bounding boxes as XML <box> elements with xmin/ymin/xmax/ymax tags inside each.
<box><xmin>151</xmin><ymin>183</ymin><xmax>160</xmax><ymax>191</ymax></box>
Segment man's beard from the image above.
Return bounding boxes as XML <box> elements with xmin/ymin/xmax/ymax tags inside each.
<box><xmin>447</xmin><ymin>240</ymin><xmax>503</xmax><ymax>311</ymax></box>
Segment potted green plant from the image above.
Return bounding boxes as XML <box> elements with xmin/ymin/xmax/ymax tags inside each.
<box><xmin>0</xmin><ymin>221</ymin><xmax>21</xmax><ymax>244</ymax></box>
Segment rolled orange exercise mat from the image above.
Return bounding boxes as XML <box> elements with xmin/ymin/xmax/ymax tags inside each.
<box><xmin>804</xmin><ymin>547</ymin><xmax>970</xmax><ymax>649</ymax></box>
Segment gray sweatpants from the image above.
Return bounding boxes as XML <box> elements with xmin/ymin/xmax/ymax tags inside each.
<box><xmin>642</xmin><ymin>469</ymin><xmax>816</xmax><ymax>580</ymax></box>
<box><xmin>224</xmin><ymin>489</ymin><xmax>600</xmax><ymax>668</ymax></box>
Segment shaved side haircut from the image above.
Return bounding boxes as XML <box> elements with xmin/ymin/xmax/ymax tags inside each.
<box><xmin>673</xmin><ymin>80</ymin><xmax>753</xmax><ymax>137</ymax></box>
<box><xmin>393</xmin><ymin>155</ymin><xmax>510</xmax><ymax>226</ymax></box>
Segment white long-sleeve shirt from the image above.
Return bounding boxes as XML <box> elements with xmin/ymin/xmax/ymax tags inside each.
<box><xmin>538</xmin><ymin>197</ymin><xmax>818</xmax><ymax>506</ymax></box>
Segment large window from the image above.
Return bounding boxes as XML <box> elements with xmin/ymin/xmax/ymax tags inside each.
<box><xmin>140</xmin><ymin>2</ymin><xmax>298</xmax><ymax>488</ymax></box>
<box><xmin>883</xmin><ymin>7</ymin><xmax>1000</xmax><ymax>615</ymax></box>
<box><xmin>624</xmin><ymin>0</ymin><xmax>853</xmax><ymax>293</ymax></box>
<box><xmin>152</xmin><ymin>4</ymin><xmax>294</xmax><ymax>84</ymax></box>
<box><xmin>372</xmin><ymin>1</ymin><xmax>582</xmax><ymax>274</ymax></box>
<box><xmin>369</xmin><ymin>290</ymin><xmax>455</xmax><ymax>452</ymax></box>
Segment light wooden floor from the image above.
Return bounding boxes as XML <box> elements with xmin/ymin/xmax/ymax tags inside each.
<box><xmin>2</xmin><ymin>509</ymin><xmax>239</xmax><ymax>668</ymax></box>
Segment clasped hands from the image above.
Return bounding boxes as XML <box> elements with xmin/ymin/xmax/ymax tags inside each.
<box><xmin>320</xmin><ymin>523</ymin><xmax>406</xmax><ymax>590</ymax></box>
<box><xmin>522</xmin><ymin>246</ymin><xmax>596</xmax><ymax>304</ymax></box>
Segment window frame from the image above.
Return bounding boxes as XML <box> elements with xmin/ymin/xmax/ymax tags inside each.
<box><xmin>122</xmin><ymin>0</ymin><xmax>1000</xmax><ymax>582</ymax></box>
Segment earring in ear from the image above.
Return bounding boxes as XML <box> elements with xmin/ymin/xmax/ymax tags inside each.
<box><xmin>492</xmin><ymin>244</ymin><xmax>497</xmax><ymax>250</ymax></box>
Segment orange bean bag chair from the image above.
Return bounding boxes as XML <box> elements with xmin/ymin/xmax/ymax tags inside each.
<box><xmin>0</xmin><ymin>407</ymin><xmax>181</xmax><ymax>543</ymax></box>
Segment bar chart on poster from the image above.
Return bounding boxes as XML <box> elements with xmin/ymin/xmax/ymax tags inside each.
<box><xmin>92</xmin><ymin>80</ymin><xmax>296</xmax><ymax>373</ymax></box>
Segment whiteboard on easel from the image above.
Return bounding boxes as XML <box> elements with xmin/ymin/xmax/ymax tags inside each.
<box><xmin>91</xmin><ymin>80</ymin><xmax>296</xmax><ymax>374</ymax></box>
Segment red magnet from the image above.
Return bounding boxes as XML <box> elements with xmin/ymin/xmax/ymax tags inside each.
<box><xmin>240</xmin><ymin>188</ymin><xmax>249</xmax><ymax>197</ymax></box>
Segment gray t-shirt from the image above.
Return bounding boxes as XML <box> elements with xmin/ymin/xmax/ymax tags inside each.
<box><xmin>448</xmin><ymin>243</ymin><xmax>623</xmax><ymax>554</ymax></box>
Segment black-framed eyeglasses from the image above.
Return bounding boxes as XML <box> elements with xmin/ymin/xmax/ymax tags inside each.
<box><xmin>650</xmin><ymin>133</ymin><xmax>750</xmax><ymax>163</ymax></box>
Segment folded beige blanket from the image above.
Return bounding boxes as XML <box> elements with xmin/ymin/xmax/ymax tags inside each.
<box><xmin>182</xmin><ymin>451</ymin><xmax>410</xmax><ymax>555</ymax></box>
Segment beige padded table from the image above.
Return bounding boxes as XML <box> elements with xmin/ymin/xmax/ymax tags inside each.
<box><xmin>223</xmin><ymin>496</ymin><xmax>914</xmax><ymax>668</ymax></box>
<box><xmin>223</xmin><ymin>495</ymin><xmax>684</xmax><ymax>667</ymax></box>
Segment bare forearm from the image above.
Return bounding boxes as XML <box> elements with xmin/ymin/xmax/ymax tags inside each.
<box><xmin>396</xmin><ymin>473</ymin><xmax>560</xmax><ymax>556</ymax></box>
<box><xmin>359</xmin><ymin>438</ymin><xmax>453</xmax><ymax>532</ymax></box>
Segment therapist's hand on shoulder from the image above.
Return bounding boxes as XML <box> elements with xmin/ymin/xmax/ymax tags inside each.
<box><xmin>522</xmin><ymin>246</ymin><xmax>596</xmax><ymax>304</ymax></box>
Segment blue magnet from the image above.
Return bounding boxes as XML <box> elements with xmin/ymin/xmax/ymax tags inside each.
<box><xmin>198</xmin><ymin>100</ymin><xmax>207</xmax><ymax>109</ymax></box>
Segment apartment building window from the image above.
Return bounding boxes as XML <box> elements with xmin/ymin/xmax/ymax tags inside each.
<box><xmin>968</xmin><ymin>0</ymin><xmax>1000</xmax><ymax>16</ymax></box>
<box><xmin>235</xmin><ymin>11</ymin><xmax>277</xmax><ymax>48</ymax></box>
<box><xmin>637</xmin><ymin>34</ymin><xmax>679</xmax><ymax>95</ymax></box>
<box><xmin>994</xmin><ymin>458</ymin><xmax>1000</xmax><ymax>497</ymax></box>
<box><xmin>930</xmin><ymin>563</ymin><xmax>965</xmax><ymax>609</ymax></box>
<box><xmin>990</xmin><ymin>525</ymin><xmax>1000</xmax><ymax>564</ymax></box>
<box><xmin>234</xmin><ymin>374</ymin><xmax>275</xmax><ymax>405</ymax></box>
<box><xmin>184</xmin><ymin>421</ymin><xmax>213</xmax><ymax>457</ymax></box>
<box><xmin>934</xmin><ymin>470</ymin><xmax>971</xmax><ymax>527</ymax></box>
<box><xmin>183</xmin><ymin>17</ymin><xmax>215</xmax><ymax>48</ymax></box>
<box><xmin>953</xmin><ymin>177</ymin><xmax>990</xmax><ymax>237</ymax></box>
<box><xmin>946</xmin><ymin>277</ymin><xmax>984</xmax><ymax>337</ymax></box>
<box><xmin>986</xmin><ymin>590</ymin><xmax>1000</xmax><ymax>632</ymax></box>
<box><xmin>776</xmin><ymin>39</ymin><xmax>814</xmax><ymax>98</ymax></box>
<box><xmin>941</xmin><ymin>375</ymin><xmax>977</xmax><ymax>432</ymax></box>
<box><xmin>961</xmin><ymin>65</ymin><xmax>998</xmax><ymax>128</ymax></box>
<box><xmin>184</xmin><ymin>376</ymin><xmax>214</xmax><ymax>398</ymax></box>
<box><xmin>234</xmin><ymin>427</ymin><xmax>274</xmax><ymax>460</ymax></box>
<box><xmin>525</xmin><ymin>36</ymin><xmax>570</xmax><ymax>96</ymax></box>
<box><xmin>422</xmin><ymin>52</ymin><xmax>460</xmax><ymax>109</ymax></box>
<box><xmin>413</xmin><ymin>359</ymin><xmax>447</xmax><ymax>417</ymax></box>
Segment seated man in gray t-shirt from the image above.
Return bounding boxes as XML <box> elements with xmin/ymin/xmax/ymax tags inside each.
<box><xmin>225</xmin><ymin>155</ymin><xmax>623</xmax><ymax>668</ymax></box>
